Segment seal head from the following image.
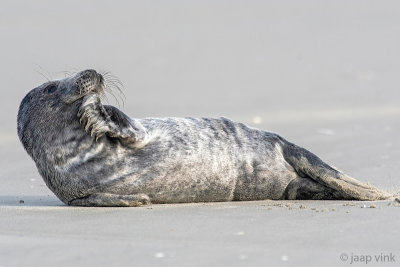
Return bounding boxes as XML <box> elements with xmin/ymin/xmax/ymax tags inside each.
<box><xmin>17</xmin><ymin>70</ymin><xmax>104</xmax><ymax>157</ymax></box>
<box><xmin>18</xmin><ymin>69</ymin><xmax>149</xmax><ymax>204</ymax></box>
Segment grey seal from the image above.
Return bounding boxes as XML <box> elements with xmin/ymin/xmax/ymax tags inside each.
<box><xmin>17</xmin><ymin>69</ymin><xmax>390</xmax><ymax>206</ymax></box>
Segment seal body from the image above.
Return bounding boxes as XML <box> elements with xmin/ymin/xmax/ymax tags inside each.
<box><xmin>17</xmin><ymin>70</ymin><xmax>390</xmax><ymax>206</ymax></box>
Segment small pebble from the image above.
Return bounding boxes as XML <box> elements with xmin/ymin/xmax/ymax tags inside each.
<box><xmin>281</xmin><ymin>255</ymin><xmax>289</xmax><ymax>262</ymax></box>
<box><xmin>369</xmin><ymin>205</ymin><xmax>376</xmax><ymax>208</ymax></box>
<box><xmin>395</xmin><ymin>198</ymin><xmax>400</xmax><ymax>203</ymax></box>
<box><xmin>252</xmin><ymin>116</ymin><xmax>262</xmax><ymax>125</ymax></box>
<box><xmin>317</xmin><ymin>128</ymin><xmax>335</xmax><ymax>136</ymax></box>
<box><xmin>239</xmin><ymin>254</ymin><xmax>248</xmax><ymax>260</ymax></box>
<box><xmin>154</xmin><ymin>252</ymin><xmax>165</xmax><ymax>258</ymax></box>
<box><xmin>299</xmin><ymin>204</ymin><xmax>306</xmax><ymax>209</ymax></box>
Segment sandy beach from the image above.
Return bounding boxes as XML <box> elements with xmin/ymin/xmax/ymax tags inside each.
<box><xmin>1</xmin><ymin>1</ymin><xmax>399</xmax><ymax>266</ymax></box>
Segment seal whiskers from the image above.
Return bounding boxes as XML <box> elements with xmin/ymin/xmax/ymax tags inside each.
<box><xmin>101</xmin><ymin>71</ymin><xmax>125</xmax><ymax>108</ymax></box>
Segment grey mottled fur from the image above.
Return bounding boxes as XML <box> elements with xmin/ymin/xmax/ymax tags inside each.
<box><xmin>17</xmin><ymin>70</ymin><xmax>391</xmax><ymax>206</ymax></box>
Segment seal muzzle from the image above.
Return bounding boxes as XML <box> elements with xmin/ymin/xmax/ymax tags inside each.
<box><xmin>75</xmin><ymin>69</ymin><xmax>104</xmax><ymax>96</ymax></box>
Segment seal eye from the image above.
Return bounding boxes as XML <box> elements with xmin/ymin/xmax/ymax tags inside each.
<box><xmin>46</xmin><ymin>84</ymin><xmax>57</xmax><ymax>94</ymax></box>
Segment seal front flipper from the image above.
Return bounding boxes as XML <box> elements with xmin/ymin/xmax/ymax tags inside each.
<box><xmin>103</xmin><ymin>105</ymin><xmax>148</xmax><ymax>147</ymax></box>
<box><xmin>78</xmin><ymin>94</ymin><xmax>148</xmax><ymax>147</ymax></box>
<box><xmin>68</xmin><ymin>193</ymin><xmax>151</xmax><ymax>207</ymax></box>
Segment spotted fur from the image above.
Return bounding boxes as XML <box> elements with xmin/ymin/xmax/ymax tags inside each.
<box><xmin>17</xmin><ymin>70</ymin><xmax>391</xmax><ymax>206</ymax></box>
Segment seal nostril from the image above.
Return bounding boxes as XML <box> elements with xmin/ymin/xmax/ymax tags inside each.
<box><xmin>83</xmin><ymin>69</ymin><xmax>97</xmax><ymax>77</ymax></box>
<box><xmin>98</xmin><ymin>74</ymin><xmax>104</xmax><ymax>84</ymax></box>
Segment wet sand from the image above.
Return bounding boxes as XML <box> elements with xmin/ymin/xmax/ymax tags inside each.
<box><xmin>1</xmin><ymin>1</ymin><xmax>399</xmax><ymax>266</ymax></box>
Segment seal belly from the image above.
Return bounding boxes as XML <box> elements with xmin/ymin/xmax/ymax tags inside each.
<box><xmin>107</xmin><ymin>118</ymin><xmax>296</xmax><ymax>203</ymax></box>
<box><xmin>113</xmin><ymin>141</ymin><xmax>240</xmax><ymax>203</ymax></box>
<box><xmin>131</xmin><ymin>157</ymin><xmax>239</xmax><ymax>204</ymax></box>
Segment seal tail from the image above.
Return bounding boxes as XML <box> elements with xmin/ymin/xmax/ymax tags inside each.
<box><xmin>281</xmin><ymin>140</ymin><xmax>391</xmax><ymax>200</ymax></box>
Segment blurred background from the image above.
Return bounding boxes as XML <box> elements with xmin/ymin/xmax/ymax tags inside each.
<box><xmin>2</xmin><ymin>0</ymin><xmax>399</xmax><ymax>194</ymax></box>
<box><xmin>0</xmin><ymin>0</ymin><xmax>400</xmax><ymax>196</ymax></box>
<box><xmin>1</xmin><ymin>1</ymin><xmax>399</xmax><ymax>266</ymax></box>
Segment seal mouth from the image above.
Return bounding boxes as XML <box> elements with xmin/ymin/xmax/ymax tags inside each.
<box><xmin>74</xmin><ymin>69</ymin><xmax>105</xmax><ymax>97</ymax></box>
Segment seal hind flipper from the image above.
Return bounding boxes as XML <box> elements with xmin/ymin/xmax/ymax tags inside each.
<box><xmin>283</xmin><ymin>177</ymin><xmax>357</xmax><ymax>200</ymax></box>
<box><xmin>68</xmin><ymin>193</ymin><xmax>150</xmax><ymax>207</ymax></box>
<box><xmin>281</xmin><ymin>141</ymin><xmax>391</xmax><ymax>200</ymax></box>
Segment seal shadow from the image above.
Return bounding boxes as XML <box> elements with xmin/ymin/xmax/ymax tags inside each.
<box><xmin>0</xmin><ymin>195</ymin><xmax>64</xmax><ymax>207</ymax></box>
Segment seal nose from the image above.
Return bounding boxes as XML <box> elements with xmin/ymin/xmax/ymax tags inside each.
<box><xmin>75</xmin><ymin>69</ymin><xmax>103</xmax><ymax>95</ymax></box>
<box><xmin>78</xmin><ymin>69</ymin><xmax>98</xmax><ymax>79</ymax></box>
<box><xmin>78</xmin><ymin>69</ymin><xmax>104</xmax><ymax>84</ymax></box>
